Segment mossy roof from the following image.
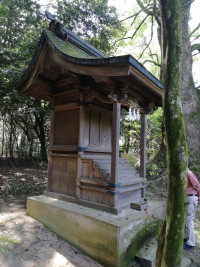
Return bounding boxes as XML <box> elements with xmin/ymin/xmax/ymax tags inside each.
<box><xmin>16</xmin><ymin>21</ymin><xmax>162</xmax><ymax>106</ymax></box>
<box><xmin>46</xmin><ymin>30</ymin><xmax>97</xmax><ymax>59</ymax></box>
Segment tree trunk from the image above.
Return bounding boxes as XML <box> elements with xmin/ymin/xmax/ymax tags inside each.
<box><xmin>181</xmin><ymin>2</ymin><xmax>200</xmax><ymax>170</ymax></box>
<box><xmin>1</xmin><ymin>121</ymin><xmax>5</xmax><ymax>158</ymax></box>
<box><xmin>33</xmin><ymin>101</ymin><xmax>48</xmax><ymax>162</ymax></box>
<box><xmin>28</xmin><ymin>135</ymin><xmax>34</xmax><ymax>159</ymax></box>
<box><xmin>156</xmin><ymin>1</ymin><xmax>188</xmax><ymax>266</ymax></box>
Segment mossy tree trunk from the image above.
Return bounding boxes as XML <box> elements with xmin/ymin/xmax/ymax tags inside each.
<box><xmin>181</xmin><ymin>2</ymin><xmax>200</xmax><ymax>172</ymax></box>
<box><xmin>136</xmin><ymin>0</ymin><xmax>200</xmax><ymax>171</ymax></box>
<box><xmin>156</xmin><ymin>1</ymin><xmax>188</xmax><ymax>266</ymax></box>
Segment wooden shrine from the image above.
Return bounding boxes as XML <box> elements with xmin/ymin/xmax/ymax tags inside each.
<box><xmin>16</xmin><ymin>11</ymin><xmax>162</xmax><ymax>214</ymax></box>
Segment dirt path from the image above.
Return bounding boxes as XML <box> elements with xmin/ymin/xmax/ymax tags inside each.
<box><xmin>0</xmin><ymin>162</ymin><xmax>200</xmax><ymax>266</ymax></box>
<box><xmin>0</xmin><ymin>200</ymin><xmax>102</xmax><ymax>267</ymax></box>
<box><xmin>0</xmin><ymin>161</ymin><xmax>102</xmax><ymax>267</ymax></box>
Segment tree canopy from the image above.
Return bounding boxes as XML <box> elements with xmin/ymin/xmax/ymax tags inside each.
<box><xmin>0</xmin><ymin>0</ymin><xmax>124</xmax><ymax>161</ymax></box>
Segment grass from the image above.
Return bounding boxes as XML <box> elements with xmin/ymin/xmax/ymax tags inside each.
<box><xmin>0</xmin><ymin>235</ymin><xmax>20</xmax><ymax>254</ymax></box>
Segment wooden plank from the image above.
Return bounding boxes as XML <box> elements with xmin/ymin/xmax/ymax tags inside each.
<box><xmin>49</xmin><ymin>152</ymin><xmax>78</xmax><ymax>157</ymax></box>
<box><xmin>89</xmin><ymin>104</ymin><xmax>112</xmax><ymax>115</ymax></box>
<box><xmin>56</xmin><ymin>76</ymin><xmax>79</xmax><ymax>88</ymax></box>
<box><xmin>55</xmin><ymin>92</ymin><xmax>80</xmax><ymax>106</ymax></box>
<box><xmin>76</xmin><ymin>152</ymin><xmax>83</xmax><ymax>198</ymax></box>
<box><xmin>47</xmin><ymin>100</ymin><xmax>55</xmax><ymax>191</ymax></box>
<box><xmin>100</xmin><ymin>113</ymin><xmax>112</xmax><ymax>148</ymax></box>
<box><xmin>130</xmin><ymin>65</ymin><xmax>162</xmax><ymax>97</ymax></box>
<box><xmin>78</xmin><ymin>177</ymin><xmax>108</xmax><ymax>187</ymax></box>
<box><xmin>51</xmin><ymin>156</ymin><xmax>77</xmax><ymax>196</ymax></box>
<box><xmin>111</xmin><ymin>102</ymin><xmax>121</xmax><ymax>184</ymax></box>
<box><xmin>140</xmin><ymin>112</ymin><xmax>147</xmax><ymax>179</ymax></box>
<box><xmin>79</xmin><ymin>103</ymin><xmax>83</xmax><ymax>147</ymax></box>
<box><xmin>47</xmin><ymin>154</ymin><xmax>53</xmax><ymax>192</ymax></box>
<box><xmin>82</xmin><ymin>159</ymin><xmax>93</xmax><ymax>179</ymax></box>
<box><xmin>44</xmin><ymin>191</ymin><xmax>119</xmax><ymax>215</ymax></box>
<box><xmin>81</xmin><ymin>153</ymin><xmax>111</xmax><ymax>160</ymax></box>
<box><xmin>89</xmin><ymin>110</ymin><xmax>100</xmax><ymax>146</ymax></box>
<box><xmin>49</xmin><ymin>102</ymin><xmax>55</xmax><ymax>146</ymax></box>
<box><xmin>82</xmin><ymin>106</ymin><xmax>90</xmax><ymax>147</ymax></box>
<box><xmin>51</xmin><ymin>51</ymin><xmax>130</xmax><ymax>77</ymax></box>
<box><xmin>49</xmin><ymin>145</ymin><xmax>78</xmax><ymax>151</ymax></box>
<box><xmin>53</xmin><ymin>102</ymin><xmax>79</xmax><ymax>111</ymax></box>
<box><xmin>53</xmin><ymin>88</ymin><xmax>79</xmax><ymax>96</ymax></box>
<box><xmin>78</xmin><ymin>185</ymin><xmax>107</xmax><ymax>193</ymax></box>
<box><xmin>131</xmin><ymin>198</ymin><xmax>148</xmax><ymax>211</ymax></box>
<box><xmin>54</xmin><ymin>109</ymin><xmax>79</xmax><ymax>145</ymax></box>
<box><xmin>86</xmin><ymin>147</ymin><xmax>111</xmax><ymax>153</ymax></box>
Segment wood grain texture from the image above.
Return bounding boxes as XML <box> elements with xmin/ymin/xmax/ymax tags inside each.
<box><xmin>140</xmin><ymin>112</ymin><xmax>147</xmax><ymax>178</ymax></box>
<box><xmin>51</xmin><ymin>156</ymin><xmax>77</xmax><ymax>197</ymax></box>
<box><xmin>54</xmin><ymin>109</ymin><xmax>79</xmax><ymax>145</ymax></box>
<box><xmin>111</xmin><ymin>102</ymin><xmax>121</xmax><ymax>183</ymax></box>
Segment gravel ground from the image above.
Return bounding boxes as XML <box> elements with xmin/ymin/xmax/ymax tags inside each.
<box><xmin>0</xmin><ymin>162</ymin><xmax>199</xmax><ymax>266</ymax></box>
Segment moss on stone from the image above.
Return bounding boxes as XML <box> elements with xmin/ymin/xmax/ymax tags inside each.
<box><xmin>120</xmin><ymin>216</ymin><xmax>160</xmax><ymax>267</ymax></box>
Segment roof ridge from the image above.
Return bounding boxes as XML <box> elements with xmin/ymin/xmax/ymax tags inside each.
<box><xmin>45</xmin><ymin>11</ymin><xmax>107</xmax><ymax>59</ymax></box>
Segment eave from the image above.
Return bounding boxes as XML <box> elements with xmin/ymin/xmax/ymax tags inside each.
<box><xmin>16</xmin><ymin>29</ymin><xmax>163</xmax><ymax>108</ymax></box>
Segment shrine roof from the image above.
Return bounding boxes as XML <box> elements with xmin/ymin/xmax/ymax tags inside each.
<box><xmin>16</xmin><ymin>12</ymin><xmax>162</xmax><ymax>108</ymax></box>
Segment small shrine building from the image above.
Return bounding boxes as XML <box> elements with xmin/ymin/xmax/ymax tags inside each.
<box><xmin>16</xmin><ymin>11</ymin><xmax>163</xmax><ymax>266</ymax></box>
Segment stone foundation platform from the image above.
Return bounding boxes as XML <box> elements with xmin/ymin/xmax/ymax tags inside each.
<box><xmin>26</xmin><ymin>195</ymin><xmax>166</xmax><ymax>267</ymax></box>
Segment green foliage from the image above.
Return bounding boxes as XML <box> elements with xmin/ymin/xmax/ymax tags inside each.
<box><xmin>120</xmin><ymin>109</ymin><xmax>141</xmax><ymax>155</ymax></box>
<box><xmin>147</xmin><ymin>163</ymin><xmax>159</xmax><ymax>177</ymax></box>
<box><xmin>0</xmin><ymin>0</ymin><xmax>125</xmax><ymax>160</ymax></box>
<box><xmin>120</xmin><ymin>108</ymin><xmax>163</xmax><ymax>175</ymax></box>
<box><xmin>116</xmin><ymin>1</ymin><xmax>161</xmax><ymax>79</ymax></box>
<box><xmin>0</xmin><ymin>235</ymin><xmax>20</xmax><ymax>254</ymax></box>
<box><xmin>8</xmin><ymin>180</ymin><xmax>31</xmax><ymax>195</ymax></box>
<box><xmin>146</xmin><ymin>108</ymin><xmax>162</xmax><ymax>161</ymax></box>
<box><xmin>55</xmin><ymin>0</ymin><xmax>125</xmax><ymax>55</ymax></box>
<box><xmin>0</xmin><ymin>0</ymin><xmax>51</xmax><ymax>160</ymax></box>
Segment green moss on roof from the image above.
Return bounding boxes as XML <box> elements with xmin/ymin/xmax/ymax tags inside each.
<box><xmin>46</xmin><ymin>30</ymin><xmax>97</xmax><ymax>59</ymax></box>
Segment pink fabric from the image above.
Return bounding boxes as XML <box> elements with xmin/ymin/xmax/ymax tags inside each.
<box><xmin>187</xmin><ymin>169</ymin><xmax>200</xmax><ymax>203</ymax></box>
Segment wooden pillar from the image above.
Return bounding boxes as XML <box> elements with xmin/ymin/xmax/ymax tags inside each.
<box><xmin>111</xmin><ymin>102</ymin><xmax>121</xmax><ymax>184</ymax></box>
<box><xmin>140</xmin><ymin>111</ymin><xmax>147</xmax><ymax>179</ymax></box>
<box><xmin>76</xmin><ymin>105</ymin><xmax>84</xmax><ymax>198</ymax></box>
<box><xmin>47</xmin><ymin>104</ymin><xmax>55</xmax><ymax>192</ymax></box>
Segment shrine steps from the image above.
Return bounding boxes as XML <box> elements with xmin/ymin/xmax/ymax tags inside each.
<box><xmin>77</xmin><ymin>157</ymin><xmax>147</xmax><ymax>213</ymax></box>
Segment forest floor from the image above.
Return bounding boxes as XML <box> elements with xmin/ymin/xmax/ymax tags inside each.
<box><xmin>0</xmin><ymin>160</ymin><xmax>199</xmax><ymax>267</ymax></box>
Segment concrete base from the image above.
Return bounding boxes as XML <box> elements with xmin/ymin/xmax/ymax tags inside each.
<box><xmin>135</xmin><ymin>238</ymin><xmax>192</xmax><ymax>267</ymax></box>
<box><xmin>26</xmin><ymin>195</ymin><xmax>166</xmax><ymax>267</ymax></box>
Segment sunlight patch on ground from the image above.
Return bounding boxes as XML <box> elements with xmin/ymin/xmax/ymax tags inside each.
<box><xmin>46</xmin><ymin>252</ymin><xmax>76</xmax><ymax>267</ymax></box>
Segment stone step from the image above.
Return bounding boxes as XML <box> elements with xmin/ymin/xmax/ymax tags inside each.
<box><xmin>134</xmin><ymin>238</ymin><xmax>192</xmax><ymax>267</ymax></box>
<box><xmin>117</xmin><ymin>178</ymin><xmax>144</xmax><ymax>185</ymax></box>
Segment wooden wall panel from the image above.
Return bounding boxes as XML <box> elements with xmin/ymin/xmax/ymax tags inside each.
<box><xmin>55</xmin><ymin>92</ymin><xmax>80</xmax><ymax>106</ymax></box>
<box><xmin>81</xmin><ymin>107</ymin><xmax>90</xmax><ymax>147</ymax></box>
<box><xmin>89</xmin><ymin>110</ymin><xmax>100</xmax><ymax>146</ymax></box>
<box><xmin>88</xmin><ymin>106</ymin><xmax>112</xmax><ymax>150</ymax></box>
<box><xmin>81</xmin><ymin>189</ymin><xmax>112</xmax><ymax>206</ymax></box>
<box><xmin>100</xmin><ymin>114</ymin><xmax>112</xmax><ymax>148</ymax></box>
<box><xmin>54</xmin><ymin>109</ymin><xmax>79</xmax><ymax>145</ymax></box>
<box><xmin>82</xmin><ymin>159</ymin><xmax>93</xmax><ymax>179</ymax></box>
<box><xmin>51</xmin><ymin>156</ymin><xmax>77</xmax><ymax>196</ymax></box>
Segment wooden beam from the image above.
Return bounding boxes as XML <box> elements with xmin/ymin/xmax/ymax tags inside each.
<box><xmin>47</xmin><ymin>155</ymin><xmax>53</xmax><ymax>192</ymax></box>
<box><xmin>53</xmin><ymin>88</ymin><xmax>79</xmax><ymax>96</ymax></box>
<box><xmin>140</xmin><ymin>112</ymin><xmax>147</xmax><ymax>179</ymax></box>
<box><xmin>111</xmin><ymin>102</ymin><xmax>121</xmax><ymax>184</ymax></box>
<box><xmin>47</xmin><ymin>101</ymin><xmax>55</xmax><ymax>192</ymax></box>
<box><xmin>56</xmin><ymin>76</ymin><xmax>79</xmax><ymax>89</ymax></box>
<box><xmin>37</xmin><ymin>75</ymin><xmax>55</xmax><ymax>89</ymax></box>
<box><xmin>53</xmin><ymin>102</ymin><xmax>79</xmax><ymax>111</ymax></box>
